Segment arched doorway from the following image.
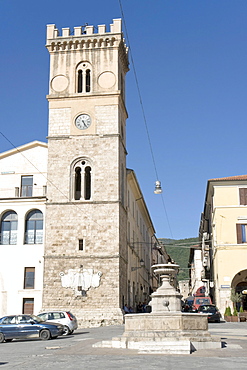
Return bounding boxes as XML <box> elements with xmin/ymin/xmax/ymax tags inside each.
<box><xmin>232</xmin><ymin>269</ymin><xmax>247</xmax><ymax>311</ymax></box>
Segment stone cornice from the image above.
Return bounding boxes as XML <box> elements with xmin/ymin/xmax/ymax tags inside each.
<box><xmin>44</xmin><ymin>254</ymin><xmax>120</xmax><ymax>259</ymax></box>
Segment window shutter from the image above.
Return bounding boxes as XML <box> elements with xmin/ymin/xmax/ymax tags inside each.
<box><xmin>236</xmin><ymin>224</ymin><xmax>242</xmax><ymax>244</ymax></box>
<box><xmin>239</xmin><ymin>188</ymin><xmax>247</xmax><ymax>205</ymax></box>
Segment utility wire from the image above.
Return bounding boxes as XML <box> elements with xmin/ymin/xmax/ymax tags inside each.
<box><xmin>118</xmin><ymin>0</ymin><xmax>158</xmax><ymax>180</ymax></box>
<box><xmin>118</xmin><ymin>0</ymin><xmax>174</xmax><ymax>238</ymax></box>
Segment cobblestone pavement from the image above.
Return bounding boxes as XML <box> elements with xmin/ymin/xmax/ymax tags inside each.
<box><xmin>0</xmin><ymin>322</ymin><xmax>247</xmax><ymax>369</ymax></box>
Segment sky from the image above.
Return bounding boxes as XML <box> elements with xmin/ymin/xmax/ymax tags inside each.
<box><xmin>0</xmin><ymin>0</ymin><xmax>247</xmax><ymax>240</ymax></box>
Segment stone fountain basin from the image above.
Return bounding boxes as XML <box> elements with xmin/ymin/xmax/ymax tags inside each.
<box><xmin>124</xmin><ymin>312</ymin><xmax>209</xmax><ymax>336</ymax></box>
<box><xmin>152</xmin><ymin>263</ymin><xmax>179</xmax><ymax>275</ymax></box>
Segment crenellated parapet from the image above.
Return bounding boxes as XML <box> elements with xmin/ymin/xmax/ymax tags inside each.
<box><xmin>47</xmin><ymin>18</ymin><xmax>121</xmax><ymax>39</ymax></box>
<box><xmin>46</xmin><ymin>19</ymin><xmax>128</xmax><ymax>58</ymax></box>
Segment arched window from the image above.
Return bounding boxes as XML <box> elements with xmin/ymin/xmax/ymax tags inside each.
<box><xmin>25</xmin><ymin>210</ymin><xmax>43</xmax><ymax>244</ymax></box>
<box><xmin>77</xmin><ymin>70</ymin><xmax>83</xmax><ymax>93</ymax></box>
<box><xmin>76</xmin><ymin>62</ymin><xmax>92</xmax><ymax>93</ymax></box>
<box><xmin>72</xmin><ymin>159</ymin><xmax>92</xmax><ymax>201</ymax></box>
<box><xmin>84</xmin><ymin>166</ymin><xmax>91</xmax><ymax>200</ymax></box>
<box><xmin>75</xmin><ymin>167</ymin><xmax>82</xmax><ymax>200</ymax></box>
<box><xmin>86</xmin><ymin>69</ymin><xmax>91</xmax><ymax>92</ymax></box>
<box><xmin>0</xmin><ymin>211</ymin><xmax>18</xmax><ymax>245</ymax></box>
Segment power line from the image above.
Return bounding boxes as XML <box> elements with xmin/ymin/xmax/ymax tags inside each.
<box><xmin>118</xmin><ymin>0</ymin><xmax>158</xmax><ymax>180</ymax></box>
<box><xmin>118</xmin><ymin>0</ymin><xmax>174</xmax><ymax>239</ymax></box>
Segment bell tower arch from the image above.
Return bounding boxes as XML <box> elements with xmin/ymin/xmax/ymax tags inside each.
<box><xmin>43</xmin><ymin>19</ymin><xmax>129</xmax><ymax>326</ymax></box>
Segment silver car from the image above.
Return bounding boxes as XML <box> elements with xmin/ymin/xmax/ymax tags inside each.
<box><xmin>37</xmin><ymin>311</ymin><xmax>78</xmax><ymax>335</ymax></box>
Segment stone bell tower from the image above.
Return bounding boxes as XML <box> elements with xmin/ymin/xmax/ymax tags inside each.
<box><xmin>42</xmin><ymin>19</ymin><xmax>129</xmax><ymax>326</ymax></box>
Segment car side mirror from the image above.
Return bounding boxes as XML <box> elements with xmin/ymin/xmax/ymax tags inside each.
<box><xmin>30</xmin><ymin>320</ymin><xmax>35</xmax><ymax>325</ymax></box>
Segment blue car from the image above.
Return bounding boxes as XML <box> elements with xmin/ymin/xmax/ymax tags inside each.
<box><xmin>0</xmin><ymin>314</ymin><xmax>64</xmax><ymax>342</ymax></box>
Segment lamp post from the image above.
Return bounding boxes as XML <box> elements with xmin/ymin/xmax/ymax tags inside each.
<box><xmin>131</xmin><ymin>259</ymin><xmax>145</xmax><ymax>272</ymax></box>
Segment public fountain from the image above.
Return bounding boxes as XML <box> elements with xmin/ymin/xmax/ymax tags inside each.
<box><xmin>94</xmin><ymin>263</ymin><xmax>221</xmax><ymax>354</ymax></box>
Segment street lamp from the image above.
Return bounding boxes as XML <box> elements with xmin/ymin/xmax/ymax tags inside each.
<box><xmin>154</xmin><ymin>180</ymin><xmax>162</xmax><ymax>194</ymax></box>
<box><xmin>131</xmin><ymin>259</ymin><xmax>145</xmax><ymax>272</ymax></box>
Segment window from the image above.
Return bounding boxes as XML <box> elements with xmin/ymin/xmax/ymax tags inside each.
<box><xmin>79</xmin><ymin>239</ymin><xmax>83</xmax><ymax>251</ymax></box>
<box><xmin>24</xmin><ymin>267</ymin><xmax>35</xmax><ymax>289</ymax></box>
<box><xmin>1</xmin><ymin>316</ymin><xmax>16</xmax><ymax>324</ymax></box>
<box><xmin>0</xmin><ymin>211</ymin><xmax>18</xmax><ymax>245</ymax></box>
<box><xmin>75</xmin><ymin>167</ymin><xmax>82</xmax><ymax>200</ymax></box>
<box><xmin>240</xmin><ymin>188</ymin><xmax>247</xmax><ymax>205</ymax></box>
<box><xmin>52</xmin><ymin>312</ymin><xmax>65</xmax><ymax>320</ymax></box>
<box><xmin>22</xmin><ymin>298</ymin><xmax>34</xmax><ymax>314</ymax></box>
<box><xmin>25</xmin><ymin>210</ymin><xmax>43</xmax><ymax>244</ymax></box>
<box><xmin>76</xmin><ymin>62</ymin><xmax>92</xmax><ymax>93</ymax></box>
<box><xmin>121</xmin><ymin>165</ymin><xmax>125</xmax><ymax>205</ymax></box>
<box><xmin>21</xmin><ymin>176</ymin><xmax>33</xmax><ymax>197</ymax></box>
<box><xmin>72</xmin><ymin>159</ymin><xmax>92</xmax><ymax>201</ymax></box>
<box><xmin>237</xmin><ymin>224</ymin><xmax>247</xmax><ymax>243</ymax></box>
<box><xmin>78</xmin><ymin>70</ymin><xmax>83</xmax><ymax>93</ymax></box>
<box><xmin>84</xmin><ymin>166</ymin><xmax>91</xmax><ymax>200</ymax></box>
<box><xmin>86</xmin><ymin>69</ymin><xmax>91</xmax><ymax>92</ymax></box>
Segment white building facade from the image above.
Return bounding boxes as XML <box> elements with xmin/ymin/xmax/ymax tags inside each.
<box><xmin>0</xmin><ymin>142</ymin><xmax>47</xmax><ymax>316</ymax></box>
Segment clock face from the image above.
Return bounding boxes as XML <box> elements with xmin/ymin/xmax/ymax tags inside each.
<box><xmin>75</xmin><ymin>114</ymin><xmax>91</xmax><ymax>130</ymax></box>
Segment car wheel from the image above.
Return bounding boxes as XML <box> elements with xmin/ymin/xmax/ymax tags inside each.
<box><xmin>40</xmin><ymin>329</ymin><xmax>51</xmax><ymax>340</ymax></box>
<box><xmin>0</xmin><ymin>333</ymin><xmax>5</xmax><ymax>343</ymax></box>
<box><xmin>63</xmin><ymin>326</ymin><xmax>71</xmax><ymax>336</ymax></box>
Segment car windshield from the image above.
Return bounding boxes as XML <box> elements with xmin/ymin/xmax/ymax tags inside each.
<box><xmin>195</xmin><ymin>298</ymin><xmax>211</xmax><ymax>305</ymax></box>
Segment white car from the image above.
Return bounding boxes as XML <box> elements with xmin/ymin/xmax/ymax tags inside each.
<box><xmin>37</xmin><ymin>311</ymin><xmax>78</xmax><ymax>335</ymax></box>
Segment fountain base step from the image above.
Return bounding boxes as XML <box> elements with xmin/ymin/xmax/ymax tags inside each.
<box><xmin>94</xmin><ymin>338</ymin><xmax>192</xmax><ymax>354</ymax></box>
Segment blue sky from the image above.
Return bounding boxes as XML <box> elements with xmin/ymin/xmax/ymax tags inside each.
<box><xmin>1</xmin><ymin>1</ymin><xmax>247</xmax><ymax>239</ymax></box>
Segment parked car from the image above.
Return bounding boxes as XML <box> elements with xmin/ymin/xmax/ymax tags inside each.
<box><xmin>197</xmin><ymin>304</ymin><xmax>221</xmax><ymax>323</ymax></box>
<box><xmin>0</xmin><ymin>314</ymin><xmax>64</xmax><ymax>343</ymax></box>
<box><xmin>192</xmin><ymin>296</ymin><xmax>212</xmax><ymax>310</ymax></box>
<box><xmin>37</xmin><ymin>311</ymin><xmax>77</xmax><ymax>335</ymax></box>
<box><xmin>182</xmin><ymin>297</ymin><xmax>197</xmax><ymax>312</ymax></box>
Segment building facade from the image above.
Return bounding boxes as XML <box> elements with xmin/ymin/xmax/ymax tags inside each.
<box><xmin>126</xmin><ymin>169</ymin><xmax>166</xmax><ymax>310</ymax></box>
<box><xmin>0</xmin><ymin>142</ymin><xmax>47</xmax><ymax>316</ymax></box>
<box><xmin>188</xmin><ymin>245</ymin><xmax>207</xmax><ymax>296</ymax></box>
<box><xmin>199</xmin><ymin>175</ymin><xmax>247</xmax><ymax>314</ymax></box>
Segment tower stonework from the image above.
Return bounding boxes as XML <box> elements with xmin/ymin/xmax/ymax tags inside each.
<box><xmin>42</xmin><ymin>19</ymin><xmax>129</xmax><ymax>326</ymax></box>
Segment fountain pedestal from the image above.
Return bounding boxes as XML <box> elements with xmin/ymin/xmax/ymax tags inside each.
<box><xmin>149</xmin><ymin>264</ymin><xmax>182</xmax><ymax>313</ymax></box>
<box><xmin>93</xmin><ymin>264</ymin><xmax>221</xmax><ymax>354</ymax></box>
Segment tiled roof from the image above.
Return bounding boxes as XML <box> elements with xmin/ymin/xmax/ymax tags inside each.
<box><xmin>209</xmin><ymin>175</ymin><xmax>247</xmax><ymax>181</ymax></box>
